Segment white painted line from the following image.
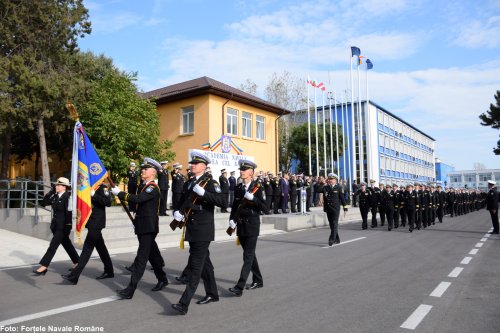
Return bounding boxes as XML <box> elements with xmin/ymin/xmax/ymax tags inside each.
<box><xmin>484</xmin><ymin>234</ymin><xmax>491</xmax><ymax>238</ymax></box>
<box><xmin>430</xmin><ymin>281</ymin><xmax>451</xmax><ymax>297</ymax></box>
<box><xmin>461</xmin><ymin>257</ymin><xmax>472</xmax><ymax>265</ymax></box>
<box><xmin>469</xmin><ymin>249</ymin><xmax>479</xmax><ymax>255</ymax></box>
<box><xmin>480</xmin><ymin>238</ymin><xmax>487</xmax><ymax>242</ymax></box>
<box><xmin>401</xmin><ymin>304</ymin><xmax>433</xmax><ymax>330</ymax></box>
<box><xmin>0</xmin><ymin>296</ymin><xmax>120</xmax><ymax>326</ymax></box>
<box><xmin>321</xmin><ymin>237</ymin><xmax>366</xmax><ymax>248</ymax></box>
<box><xmin>475</xmin><ymin>242</ymin><xmax>484</xmax><ymax>248</ymax></box>
<box><xmin>448</xmin><ymin>267</ymin><xmax>464</xmax><ymax>278</ymax></box>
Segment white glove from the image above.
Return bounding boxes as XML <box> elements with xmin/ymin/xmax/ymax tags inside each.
<box><xmin>244</xmin><ymin>192</ymin><xmax>254</xmax><ymax>201</ymax></box>
<box><xmin>91</xmin><ymin>190</ymin><xmax>95</xmax><ymax>197</ymax></box>
<box><xmin>193</xmin><ymin>184</ymin><xmax>205</xmax><ymax>197</ymax></box>
<box><xmin>229</xmin><ymin>220</ymin><xmax>237</xmax><ymax>229</ymax></box>
<box><xmin>173</xmin><ymin>210</ymin><xmax>184</xmax><ymax>222</ymax></box>
<box><xmin>111</xmin><ymin>187</ymin><xmax>121</xmax><ymax>195</ymax></box>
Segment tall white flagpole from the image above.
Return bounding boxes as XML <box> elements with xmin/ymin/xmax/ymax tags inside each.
<box><xmin>334</xmin><ymin>91</ymin><xmax>340</xmax><ymax>174</ymax></box>
<box><xmin>349</xmin><ymin>49</ymin><xmax>356</xmax><ymax>192</ymax></box>
<box><xmin>365</xmin><ymin>61</ymin><xmax>372</xmax><ymax>182</ymax></box>
<box><xmin>357</xmin><ymin>57</ymin><xmax>364</xmax><ymax>184</ymax></box>
<box><xmin>343</xmin><ymin>91</ymin><xmax>350</xmax><ymax>184</ymax></box>
<box><xmin>329</xmin><ymin>91</ymin><xmax>334</xmax><ymax>175</ymax></box>
<box><xmin>322</xmin><ymin>90</ymin><xmax>327</xmax><ymax>177</ymax></box>
<box><xmin>315</xmin><ymin>87</ymin><xmax>319</xmax><ymax>177</ymax></box>
<box><xmin>307</xmin><ymin>77</ymin><xmax>312</xmax><ymax>176</ymax></box>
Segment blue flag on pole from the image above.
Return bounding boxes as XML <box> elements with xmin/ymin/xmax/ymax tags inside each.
<box><xmin>351</xmin><ymin>46</ymin><xmax>361</xmax><ymax>57</ymax></box>
<box><xmin>366</xmin><ymin>59</ymin><xmax>373</xmax><ymax>70</ymax></box>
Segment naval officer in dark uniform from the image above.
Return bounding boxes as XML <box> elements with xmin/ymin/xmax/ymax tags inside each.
<box><xmin>227</xmin><ymin>160</ymin><xmax>267</xmax><ymax>297</ymax></box>
<box><xmin>323</xmin><ymin>173</ymin><xmax>348</xmax><ymax>246</ymax></box>
<box><xmin>158</xmin><ymin>161</ymin><xmax>170</xmax><ymax>216</ymax></box>
<box><xmin>112</xmin><ymin>158</ymin><xmax>168</xmax><ymax>299</ymax></box>
<box><xmin>127</xmin><ymin>162</ymin><xmax>139</xmax><ymax>212</ymax></box>
<box><xmin>171</xmin><ymin>152</ymin><xmax>226</xmax><ymax>315</ymax></box>
<box><xmin>486</xmin><ymin>180</ymin><xmax>499</xmax><ymax>234</ymax></box>
<box><xmin>62</xmin><ymin>183</ymin><xmax>114</xmax><ymax>284</ymax></box>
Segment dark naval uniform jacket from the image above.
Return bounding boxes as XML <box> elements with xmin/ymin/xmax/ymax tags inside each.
<box><xmin>41</xmin><ymin>190</ymin><xmax>72</xmax><ymax>231</ymax></box>
<box><xmin>86</xmin><ymin>184</ymin><xmax>112</xmax><ymax>230</ymax></box>
<box><xmin>323</xmin><ymin>183</ymin><xmax>347</xmax><ymax>213</ymax></box>
<box><xmin>118</xmin><ymin>181</ymin><xmax>160</xmax><ymax>235</ymax></box>
<box><xmin>178</xmin><ymin>174</ymin><xmax>226</xmax><ymax>242</ymax></box>
<box><xmin>229</xmin><ymin>180</ymin><xmax>267</xmax><ymax>237</ymax></box>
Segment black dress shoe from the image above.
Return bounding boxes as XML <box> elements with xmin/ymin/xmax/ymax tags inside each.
<box><xmin>175</xmin><ymin>276</ymin><xmax>188</xmax><ymax>284</ymax></box>
<box><xmin>171</xmin><ymin>303</ymin><xmax>188</xmax><ymax>315</ymax></box>
<box><xmin>124</xmin><ymin>265</ymin><xmax>134</xmax><ymax>273</ymax></box>
<box><xmin>32</xmin><ymin>268</ymin><xmax>47</xmax><ymax>276</ymax></box>
<box><xmin>61</xmin><ymin>273</ymin><xmax>78</xmax><ymax>285</ymax></box>
<box><xmin>228</xmin><ymin>287</ymin><xmax>243</xmax><ymax>297</ymax></box>
<box><xmin>328</xmin><ymin>240</ymin><xmax>333</xmax><ymax>246</ymax></box>
<box><xmin>196</xmin><ymin>296</ymin><xmax>219</xmax><ymax>304</ymax></box>
<box><xmin>96</xmin><ymin>272</ymin><xmax>114</xmax><ymax>280</ymax></box>
<box><xmin>116</xmin><ymin>287</ymin><xmax>134</xmax><ymax>299</ymax></box>
<box><xmin>151</xmin><ymin>280</ymin><xmax>169</xmax><ymax>291</ymax></box>
<box><xmin>489</xmin><ymin>231</ymin><xmax>499</xmax><ymax>234</ymax></box>
<box><xmin>245</xmin><ymin>282</ymin><xmax>263</xmax><ymax>290</ymax></box>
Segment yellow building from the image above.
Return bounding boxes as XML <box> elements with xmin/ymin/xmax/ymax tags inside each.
<box><xmin>142</xmin><ymin>76</ymin><xmax>289</xmax><ymax>174</ymax></box>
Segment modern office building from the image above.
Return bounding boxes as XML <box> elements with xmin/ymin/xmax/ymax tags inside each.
<box><xmin>288</xmin><ymin>100</ymin><xmax>436</xmax><ymax>188</ymax></box>
<box><xmin>435</xmin><ymin>158</ymin><xmax>455</xmax><ymax>186</ymax></box>
<box><xmin>447</xmin><ymin>169</ymin><xmax>500</xmax><ymax>191</ymax></box>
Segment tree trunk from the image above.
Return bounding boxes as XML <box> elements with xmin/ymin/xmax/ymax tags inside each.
<box><xmin>0</xmin><ymin>121</ymin><xmax>12</xmax><ymax>208</ymax></box>
<box><xmin>37</xmin><ymin>116</ymin><xmax>51</xmax><ymax>193</ymax></box>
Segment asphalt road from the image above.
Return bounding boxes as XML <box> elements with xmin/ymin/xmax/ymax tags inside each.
<box><xmin>1</xmin><ymin>209</ymin><xmax>499</xmax><ymax>333</ymax></box>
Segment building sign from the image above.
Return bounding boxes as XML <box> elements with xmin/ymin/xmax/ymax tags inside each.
<box><xmin>188</xmin><ymin>149</ymin><xmax>255</xmax><ymax>179</ymax></box>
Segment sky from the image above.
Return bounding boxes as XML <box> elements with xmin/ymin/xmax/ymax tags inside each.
<box><xmin>78</xmin><ymin>0</ymin><xmax>500</xmax><ymax>170</ymax></box>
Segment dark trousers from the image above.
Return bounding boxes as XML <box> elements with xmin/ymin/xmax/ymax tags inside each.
<box><xmin>326</xmin><ymin>209</ymin><xmax>340</xmax><ymax>243</ymax></box>
<box><xmin>371</xmin><ymin>206</ymin><xmax>378</xmax><ymax>227</ymax></box>
<box><xmin>273</xmin><ymin>195</ymin><xmax>281</xmax><ymax>213</ymax></box>
<box><xmin>179</xmin><ymin>241</ymin><xmax>218</xmax><ymax>308</ymax></box>
<box><xmin>128</xmin><ymin>233</ymin><xmax>167</xmax><ymax>289</ymax></box>
<box><xmin>290</xmin><ymin>192</ymin><xmax>297</xmax><ymax>213</ymax></box>
<box><xmin>352</xmin><ymin>193</ymin><xmax>358</xmax><ymax>207</ymax></box>
<box><xmin>236</xmin><ymin>235</ymin><xmax>263</xmax><ymax>290</ymax></box>
<box><xmin>229</xmin><ymin>191</ymin><xmax>235</xmax><ymax>207</ymax></box>
<box><xmin>172</xmin><ymin>192</ymin><xmax>182</xmax><ymax>211</ymax></box>
<box><xmin>265</xmin><ymin>194</ymin><xmax>273</xmax><ymax>214</ymax></box>
<box><xmin>490</xmin><ymin>210</ymin><xmax>499</xmax><ymax>233</ymax></box>
<box><xmin>360</xmin><ymin>206</ymin><xmax>370</xmax><ymax>229</ymax></box>
<box><xmin>416</xmin><ymin>209</ymin><xmax>422</xmax><ymax>229</ymax></box>
<box><xmin>40</xmin><ymin>227</ymin><xmax>79</xmax><ymax>267</ymax></box>
<box><xmin>160</xmin><ymin>190</ymin><xmax>168</xmax><ymax>215</ymax></box>
<box><xmin>394</xmin><ymin>208</ymin><xmax>400</xmax><ymax>228</ymax></box>
<box><xmin>281</xmin><ymin>193</ymin><xmax>289</xmax><ymax>213</ymax></box>
<box><xmin>407</xmin><ymin>209</ymin><xmax>415</xmax><ymax>230</ymax></box>
<box><xmin>384</xmin><ymin>206</ymin><xmax>394</xmax><ymax>229</ymax></box>
<box><xmin>72</xmin><ymin>228</ymin><xmax>113</xmax><ymax>278</ymax></box>
<box><xmin>422</xmin><ymin>207</ymin><xmax>428</xmax><ymax>227</ymax></box>
<box><xmin>400</xmin><ymin>208</ymin><xmax>407</xmax><ymax>226</ymax></box>
<box><xmin>437</xmin><ymin>206</ymin><xmax>444</xmax><ymax>222</ymax></box>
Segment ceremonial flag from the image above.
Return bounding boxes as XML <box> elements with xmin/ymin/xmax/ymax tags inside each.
<box><xmin>316</xmin><ymin>82</ymin><xmax>326</xmax><ymax>91</ymax></box>
<box><xmin>71</xmin><ymin>121</ymin><xmax>107</xmax><ymax>243</ymax></box>
<box><xmin>358</xmin><ymin>55</ymin><xmax>365</xmax><ymax>66</ymax></box>
<box><xmin>351</xmin><ymin>46</ymin><xmax>361</xmax><ymax>57</ymax></box>
<box><xmin>366</xmin><ymin>59</ymin><xmax>373</xmax><ymax>70</ymax></box>
<box><xmin>307</xmin><ymin>79</ymin><xmax>318</xmax><ymax>88</ymax></box>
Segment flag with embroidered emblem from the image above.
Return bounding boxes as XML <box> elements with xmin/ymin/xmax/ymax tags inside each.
<box><xmin>71</xmin><ymin>121</ymin><xmax>107</xmax><ymax>243</ymax></box>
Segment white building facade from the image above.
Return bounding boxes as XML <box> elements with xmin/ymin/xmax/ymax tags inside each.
<box><xmin>448</xmin><ymin>169</ymin><xmax>500</xmax><ymax>191</ymax></box>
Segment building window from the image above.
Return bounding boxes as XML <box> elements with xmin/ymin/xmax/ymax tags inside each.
<box><xmin>227</xmin><ymin>108</ymin><xmax>238</xmax><ymax>135</ymax></box>
<box><xmin>256</xmin><ymin>115</ymin><xmax>265</xmax><ymax>140</ymax></box>
<box><xmin>242</xmin><ymin>111</ymin><xmax>252</xmax><ymax>138</ymax></box>
<box><xmin>181</xmin><ymin>105</ymin><xmax>194</xmax><ymax>134</ymax></box>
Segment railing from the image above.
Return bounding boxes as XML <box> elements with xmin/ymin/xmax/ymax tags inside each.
<box><xmin>0</xmin><ymin>178</ymin><xmax>51</xmax><ymax>223</ymax></box>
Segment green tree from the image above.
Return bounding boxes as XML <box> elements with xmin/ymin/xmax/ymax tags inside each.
<box><xmin>288</xmin><ymin>122</ymin><xmax>344</xmax><ymax>175</ymax></box>
<box><xmin>68</xmin><ymin>52</ymin><xmax>174</xmax><ymax>181</ymax></box>
<box><xmin>479</xmin><ymin>90</ymin><xmax>500</xmax><ymax>155</ymax></box>
<box><xmin>0</xmin><ymin>0</ymin><xmax>91</xmax><ymax>188</ymax></box>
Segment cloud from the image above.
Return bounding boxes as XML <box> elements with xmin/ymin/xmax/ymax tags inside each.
<box><xmin>90</xmin><ymin>12</ymin><xmax>143</xmax><ymax>33</ymax></box>
<box><xmin>454</xmin><ymin>15</ymin><xmax>500</xmax><ymax>48</ymax></box>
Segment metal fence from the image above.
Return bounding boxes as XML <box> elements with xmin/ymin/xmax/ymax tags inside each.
<box><xmin>0</xmin><ymin>178</ymin><xmax>51</xmax><ymax>222</ymax></box>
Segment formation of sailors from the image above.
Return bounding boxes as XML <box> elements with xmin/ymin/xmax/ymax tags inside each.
<box><xmin>354</xmin><ymin>180</ymin><xmax>488</xmax><ymax>232</ymax></box>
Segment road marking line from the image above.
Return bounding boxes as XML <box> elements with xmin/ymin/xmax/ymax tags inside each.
<box><xmin>321</xmin><ymin>237</ymin><xmax>366</xmax><ymax>248</ymax></box>
<box><xmin>429</xmin><ymin>281</ymin><xmax>451</xmax><ymax>297</ymax></box>
<box><xmin>480</xmin><ymin>238</ymin><xmax>487</xmax><ymax>242</ymax></box>
<box><xmin>0</xmin><ymin>255</ymin><xmax>116</xmax><ymax>272</ymax></box>
<box><xmin>401</xmin><ymin>304</ymin><xmax>433</xmax><ymax>330</ymax></box>
<box><xmin>484</xmin><ymin>234</ymin><xmax>491</xmax><ymax>238</ymax></box>
<box><xmin>448</xmin><ymin>267</ymin><xmax>464</xmax><ymax>278</ymax></box>
<box><xmin>475</xmin><ymin>242</ymin><xmax>484</xmax><ymax>248</ymax></box>
<box><xmin>461</xmin><ymin>257</ymin><xmax>472</xmax><ymax>265</ymax></box>
<box><xmin>469</xmin><ymin>249</ymin><xmax>479</xmax><ymax>255</ymax></box>
<box><xmin>0</xmin><ymin>296</ymin><xmax>120</xmax><ymax>326</ymax></box>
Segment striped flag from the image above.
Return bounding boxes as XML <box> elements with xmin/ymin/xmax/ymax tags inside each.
<box><xmin>316</xmin><ymin>82</ymin><xmax>326</xmax><ymax>91</ymax></box>
<box><xmin>71</xmin><ymin>121</ymin><xmax>107</xmax><ymax>243</ymax></box>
